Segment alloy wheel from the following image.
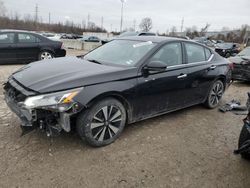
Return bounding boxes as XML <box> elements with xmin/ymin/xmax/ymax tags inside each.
<box><xmin>90</xmin><ymin>105</ymin><xmax>122</xmax><ymax>142</ymax></box>
<box><xmin>209</xmin><ymin>81</ymin><xmax>223</xmax><ymax>106</ymax></box>
<box><xmin>40</xmin><ymin>52</ymin><xmax>53</xmax><ymax>60</ymax></box>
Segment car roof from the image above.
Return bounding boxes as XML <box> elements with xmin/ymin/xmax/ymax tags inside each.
<box><xmin>116</xmin><ymin>36</ymin><xmax>187</xmax><ymax>43</ymax></box>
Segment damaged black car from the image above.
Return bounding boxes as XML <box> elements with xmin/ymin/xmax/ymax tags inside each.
<box><xmin>229</xmin><ymin>47</ymin><xmax>250</xmax><ymax>81</ymax></box>
<box><xmin>4</xmin><ymin>36</ymin><xmax>232</xmax><ymax>147</ymax></box>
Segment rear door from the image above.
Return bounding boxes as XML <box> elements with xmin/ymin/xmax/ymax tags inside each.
<box><xmin>16</xmin><ymin>33</ymin><xmax>41</xmax><ymax>63</ymax></box>
<box><xmin>183</xmin><ymin>42</ymin><xmax>217</xmax><ymax>104</ymax></box>
<box><xmin>0</xmin><ymin>32</ymin><xmax>16</xmax><ymax>64</ymax></box>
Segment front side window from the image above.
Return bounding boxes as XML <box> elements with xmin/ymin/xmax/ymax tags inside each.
<box><xmin>18</xmin><ymin>33</ymin><xmax>40</xmax><ymax>43</ymax></box>
<box><xmin>150</xmin><ymin>42</ymin><xmax>182</xmax><ymax>67</ymax></box>
<box><xmin>84</xmin><ymin>40</ymin><xmax>156</xmax><ymax>66</ymax></box>
<box><xmin>185</xmin><ymin>43</ymin><xmax>206</xmax><ymax>63</ymax></box>
<box><xmin>0</xmin><ymin>33</ymin><xmax>15</xmax><ymax>44</ymax></box>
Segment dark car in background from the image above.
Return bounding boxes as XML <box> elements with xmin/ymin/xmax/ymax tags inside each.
<box><xmin>78</xmin><ymin>36</ymin><xmax>101</xmax><ymax>43</ymax></box>
<box><xmin>119</xmin><ymin>31</ymin><xmax>157</xmax><ymax>37</ymax></box>
<box><xmin>215</xmin><ymin>42</ymin><xmax>241</xmax><ymax>58</ymax></box>
<box><xmin>193</xmin><ymin>37</ymin><xmax>215</xmax><ymax>48</ymax></box>
<box><xmin>4</xmin><ymin>36</ymin><xmax>232</xmax><ymax>147</ymax></box>
<box><xmin>0</xmin><ymin>30</ymin><xmax>66</xmax><ymax>64</ymax></box>
<box><xmin>229</xmin><ymin>47</ymin><xmax>250</xmax><ymax>81</ymax></box>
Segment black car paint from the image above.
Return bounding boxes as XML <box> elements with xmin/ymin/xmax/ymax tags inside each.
<box><xmin>0</xmin><ymin>30</ymin><xmax>66</xmax><ymax>64</ymax></box>
<box><xmin>215</xmin><ymin>43</ymin><xmax>240</xmax><ymax>58</ymax></box>
<box><xmin>7</xmin><ymin>37</ymin><xmax>231</xmax><ymax>125</ymax></box>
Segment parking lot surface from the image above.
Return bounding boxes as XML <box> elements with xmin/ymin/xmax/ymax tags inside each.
<box><xmin>0</xmin><ymin>51</ymin><xmax>250</xmax><ymax>187</ymax></box>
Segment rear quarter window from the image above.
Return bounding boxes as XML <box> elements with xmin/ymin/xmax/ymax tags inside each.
<box><xmin>205</xmin><ymin>48</ymin><xmax>212</xmax><ymax>60</ymax></box>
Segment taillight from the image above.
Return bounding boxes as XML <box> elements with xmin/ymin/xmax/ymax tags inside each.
<box><xmin>61</xmin><ymin>43</ymin><xmax>64</xmax><ymax>49</ymax></box>
<box><xmin>229</xmin><ymin>62</ymin><xmax>234</xmax><ymax>70</ymax></box>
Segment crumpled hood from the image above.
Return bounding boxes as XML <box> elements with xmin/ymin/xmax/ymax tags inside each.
<box><xmin>229</xmin><ymin>56</ymin><xmax>250</xmax><ymax>64</ymax></box>
<box><xmin>12</xmin><ymin>57</ymin><xmax>134</xmax><ymax>93</ymax></box>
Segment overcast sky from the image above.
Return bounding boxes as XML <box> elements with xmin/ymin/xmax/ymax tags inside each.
<box><xmin>2</xmin><ymin>0</ymin><xmax>250</xmax><ymax>33</ymax></box>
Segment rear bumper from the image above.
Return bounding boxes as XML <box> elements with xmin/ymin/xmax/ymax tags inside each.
<box><xmin>55</xmin><ymin>49</ymin><xmax>66</xmax><ymax>58</ymax></box>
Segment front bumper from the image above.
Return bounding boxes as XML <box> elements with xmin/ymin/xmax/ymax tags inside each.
<box><xmin>5</xmin><ymin>92</ymin><xmax>36</xmax><ymax>126</ymax></box>
<box><xmin>3</xmin><ymin>77</ymin><xmax>80</xmax><ymax>136</ymax></box>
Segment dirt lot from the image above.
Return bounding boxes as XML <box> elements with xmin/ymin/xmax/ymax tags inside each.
<box><xmin>1</xmin><ymin>50</ymin><xmax>250</xmax><ymax>188</ymax></box>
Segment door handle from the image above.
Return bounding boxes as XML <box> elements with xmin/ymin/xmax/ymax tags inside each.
<box><xmin>209</xmin><ymin>65</ymin><xmax>217</xmax><ymax>70</ymax></box>
<box><xmin>177</xmin><ymin>74</ymin><xmax>187</xmax><ymax>79</ymax></box>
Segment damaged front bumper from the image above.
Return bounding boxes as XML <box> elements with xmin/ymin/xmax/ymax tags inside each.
<box><xmin>3</xmin><ymin>78</ymin><xmax>82</xmax><ymax>136</ymax></box>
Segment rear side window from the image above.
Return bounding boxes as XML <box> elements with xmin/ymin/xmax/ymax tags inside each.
<box><xmin>0</xmin><ymin>33</ymin><xmax>15</xmax><ymax>44</ymax></box>
<box><xmin>205</xmin><ymin>48</ymin><xmax>212</xmax><ymax>60</ymax></box>
<box><xmin>18</xmin><ymin>33</ymin><xmax>40</xmax><ymax>43</ymax></box>
<box><xmin>185</xmin><ymin>43</ymin><xmax>206</xmax><ymax>63</ymax></box>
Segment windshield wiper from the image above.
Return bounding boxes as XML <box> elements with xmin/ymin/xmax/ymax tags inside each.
<box><xmin>86</xmin><ymin>59</ymin><xmax>102</xmax><ymax>64</ymax></box>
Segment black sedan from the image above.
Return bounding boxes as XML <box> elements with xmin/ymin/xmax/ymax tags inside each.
<box><xmin>4</xmin><ymin>36</ymin><xmax>232</xmax><ymax>147</ymax></box>
<box><xmin>0</xmin><ymin>30</ymin><xmax>66</xmax><ymax>64</ymax></box>
<box><xmin>229</xmin><ymin>47</ymin><xmax>250</xmax><ymax>81</ymax></box>
<box><xmin>215</xmin><ymin>42</ymin><xmax>241</xmax><ymax>58</ymax></box>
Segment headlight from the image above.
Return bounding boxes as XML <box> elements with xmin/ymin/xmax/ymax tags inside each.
<box><xmin>23</xmin><ymin>87</ymin><xmax>83</xmax><ymax>112</ymax></box>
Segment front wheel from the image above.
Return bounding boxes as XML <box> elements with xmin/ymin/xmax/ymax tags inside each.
<box><xmin>205</xmin><ymin>80</ymin><xmax>224</xmax><ymax>109</ymax></box>
<box><xmin>77</xmin><ymin>98</ymin><xmax>127</xmax><ymax>147</ymax></box>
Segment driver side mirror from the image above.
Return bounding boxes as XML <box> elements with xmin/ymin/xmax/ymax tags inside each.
<box><xmin>143</xmin><ymin>60</ymin><xmax>167</xmax><ymax>75</ymax></box>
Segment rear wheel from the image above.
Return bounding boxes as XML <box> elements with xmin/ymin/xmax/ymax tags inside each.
<box><xmin>205</xmin><ymin>80</ymin><xmax>224</xmax><ymax>109</ymax></box>
<box><xmin>77</xmin><ymin>98</ymin><xmax>126</xmax><ymax>147</ymax></box>
<box><xmin>39</xmin><ymin>51</ymin><xmax>54</xmax><ymax>60</ymax></box>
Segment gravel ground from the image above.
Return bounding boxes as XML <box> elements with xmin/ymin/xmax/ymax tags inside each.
<box><xmin>0</xmin><ymin>51</ymin><xmax>250</xmax><ymax>188</ymax></box>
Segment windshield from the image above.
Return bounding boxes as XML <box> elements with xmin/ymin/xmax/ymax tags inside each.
<box><xmin>238</xmin><ymin>47</ymin><xmax>250</xmax><ymax>56</ymax></box>
<box><xmin>217</xmin><ymin>43</ymin><xmax>233</xmax><ymax>49</ymax></box>
<box><xmin>84</xmin><ymin>40</ymin><xmax>156</xmax><ymax>66</ymax></box>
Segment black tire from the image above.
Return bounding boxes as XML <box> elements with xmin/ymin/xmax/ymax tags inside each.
<box><xmin>238</xmin><ymin>124</ymin><xmax>250</xmax><ymax>159</ymax></box>
<box><xmin>205</xmin><ymin>80</ymin><xmax>224</xmax><ymax>109</ymax></box>
<box><xmin>38</xmin><ymin>51</ymin><xmax>54</xmax><ymax>60</ymax></box>
<box><xmin>77</xmin><ymin>98</ymin><xmax>127</xmax><ymax>147</ymax></box>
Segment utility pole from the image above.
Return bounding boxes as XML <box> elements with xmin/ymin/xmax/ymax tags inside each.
<box><xmin>49</xmin><ymin>12</ymin><xmax>51</xmax><ymax>24</ymax></box>
<box><xmin>133</xmin><ymin>19</ymin><xmax>136</xmax><ymax>31</ymax></box>
<box><xmin>181</xmin><ymin>17</ymin><xmax>184</xmax><ymax>33</ymax></box>
<box><xmin>101</xmin><ymin>16</ymin><xmax>103</xmax><ymax>30</ymax></box>
<box><xmin>35</xmin><ymin>4</ymin><xmax>38</xmax><ymax>23</ymax></box>
<box><xmin>110</xmin><ymin>24</ymin><xmax>113</xmax><ymax>32</ymax></box>
<box><xmin>120</xmin><ymin>0</ymin><xmax>126</xmax><ymax>33</ymax></box>
<box><xmin>87</xmin><ymin>13</ymin><xmax>90</xmax><ymax>29</ymax></box>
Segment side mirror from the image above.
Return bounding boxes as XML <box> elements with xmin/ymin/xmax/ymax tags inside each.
<box><xmin>143</xmin><ymin>61</ymin><xmax>167</xmax><ymax>75</ymax></box>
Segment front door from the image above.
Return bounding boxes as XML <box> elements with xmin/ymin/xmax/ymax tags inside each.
<box><xmin>133</xmin><ymin>42</ymin><xmax>189</xmax><ymax>120</ymax></box>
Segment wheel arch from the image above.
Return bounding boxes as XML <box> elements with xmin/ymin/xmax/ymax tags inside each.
<box><xmin>85</xmin><ymin>91</ymin><xmax>133</xmax><ymax>124</ymax></box>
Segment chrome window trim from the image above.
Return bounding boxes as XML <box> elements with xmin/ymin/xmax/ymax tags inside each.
<box><xmin>167</xmin><ymin>54</ymin><xmax>214</xmax><ymax>69</ymax></box>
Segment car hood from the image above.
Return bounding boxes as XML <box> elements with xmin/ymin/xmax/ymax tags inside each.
<box><xmin>12</xmin><ymin>57</ymin><xmax>136</xmax><ymax>93</ymax></box>
<box><xmin>229</xmin><ymin>56</ymin><xmax>250</xmax><ymax>64</ymax></box>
